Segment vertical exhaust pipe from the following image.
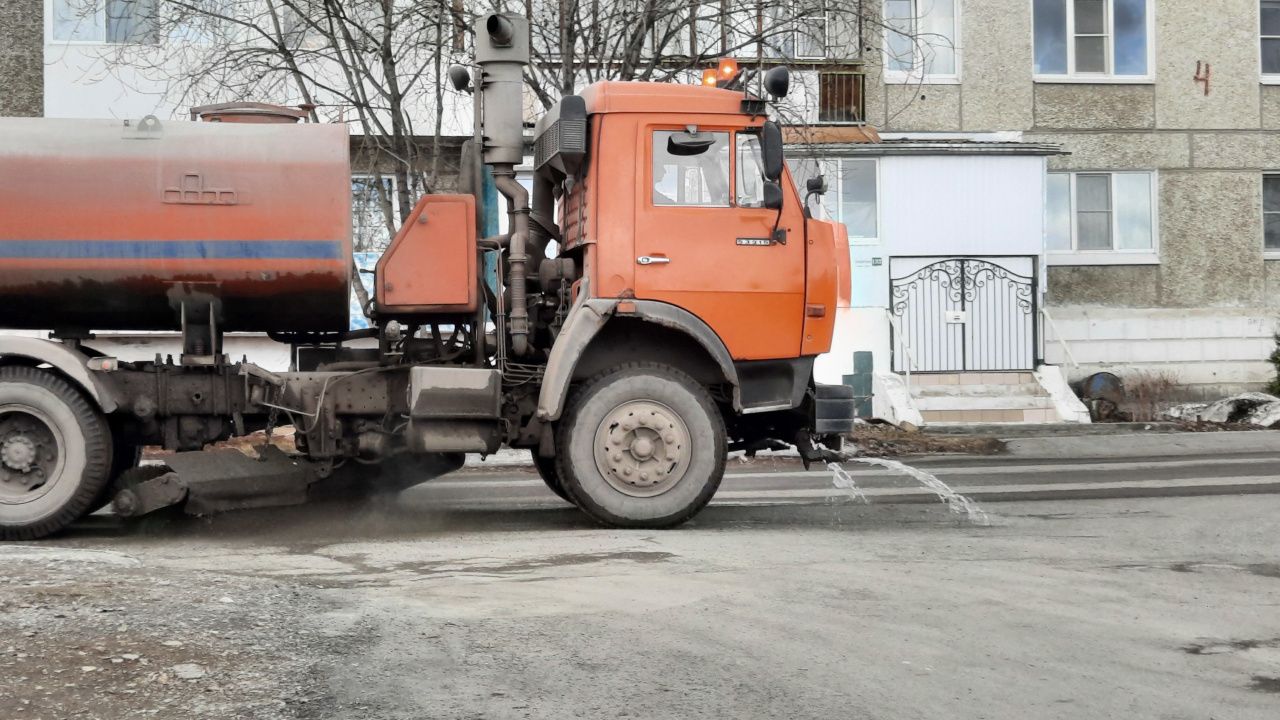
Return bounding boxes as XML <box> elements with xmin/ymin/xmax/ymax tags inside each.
<box><xmin>475</xmin><ymin>13</ymin><xmax>532</xmax><ymax>355</ymax></box>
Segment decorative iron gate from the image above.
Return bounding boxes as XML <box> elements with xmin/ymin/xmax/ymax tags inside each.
<box><xmin>889</xmin><ymin>257</ymin><xmax>1038</xmax><ymax>372</ymax></box>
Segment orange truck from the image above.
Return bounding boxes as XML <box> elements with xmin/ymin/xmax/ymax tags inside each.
<box><xmin>0</xmin><ymin>13</ymin><xmax>852</xmax><ymax>540</ymax></box>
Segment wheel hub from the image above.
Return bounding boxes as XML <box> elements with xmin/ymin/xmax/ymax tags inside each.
<box><xmin>2</xmin><ymin>435</ymin><xmax>37</xmax><ymax>473</ymax></box>
<box><xmin>594</xmin><ymin>400</ymin><xmax>691</xmax><ymax>498</ymax></box>
<box><xmin>0</xmin><ymin>408</ymin><xmax>60</xmax><ymax>499</ymax></box>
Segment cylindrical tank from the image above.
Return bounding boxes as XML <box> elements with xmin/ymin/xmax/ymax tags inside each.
<box><xmin>0</xmin><ymin>115</ymin><xmax>352</xmax><ymax>332</ymax></box>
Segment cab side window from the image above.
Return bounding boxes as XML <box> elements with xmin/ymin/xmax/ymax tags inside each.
<box><xmin>736</xmin><ymin>133</ymin><xmax>766</xmax><ymax>208</ymax></box>
<box><xmin>652</xmin><ymin>130</ymin><xmax>731</xmax><ymax>207</ymax></box>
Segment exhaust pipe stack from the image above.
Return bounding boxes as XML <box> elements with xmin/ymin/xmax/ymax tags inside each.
<box><xmin>475</xmin><ymin>13</ymin><xmax>533</xmax><ymax>356</ymax></box>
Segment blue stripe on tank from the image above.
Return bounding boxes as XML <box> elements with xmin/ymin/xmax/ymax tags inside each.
<box><xmin>0</xmin><ymin>240</ymin><xmax>345</xmax><ymax>260</ymax></box>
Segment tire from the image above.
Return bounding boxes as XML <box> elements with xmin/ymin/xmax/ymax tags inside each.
<box><xmin>86</xmin><ymin>439</ymin><xmax>140</xmax><ymax>515</ymax></box>
<box><xmin>556</xmin><ymin>362</ymin><xmax>726</xmax><ymax>528</ymax></box>
<box><xmin>532</xmin><ymin>451</ymin><xmax>573</xmax><ymax>504</ymax></box>
<box><xmin>0</xmin><ymin>367</ymin><xmax>112</xmax><ymax>540</ymax></box>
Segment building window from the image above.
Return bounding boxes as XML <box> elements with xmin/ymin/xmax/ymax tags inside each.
<box><xmin>800</xmin><ymin>158</ymin><xmax>877</xmax><ymax>242</ymax></box>
<box><xmin>817</xmin><ymin>71</ymin><xmax>865</xmax><ymax>123</ymax></box>
<box><xmin>1046</xmin><ymin>171</ymin><xmax>1155</xmax><ymax>255</ymax></box>
<box><xmin>1033</xmin><ymin>0</ymin><xmax>1151</xmax><ymax>79</ymax></box>
<box><xmin>1265</xmin><ymin>175</ymin><xmax>1280</xmax><ymax>252</ymax></box>
<box><xmin>351</xmin><ymin>176</ymin><xmax>399</xmax><ymax>254</ymax></box>
<box><xmin>1263</xmin><ymin>1</ymin><xmax>1280</xmax><ymax>77</ymax></box>
<box><xmin>51</xmin><ymin>0</ymin><xmax>159</xmax><ymax>44</ymax></box>
<box><xmin>884</xmin><ymin>0</ymin><xmax>959</xmax><ymax>82</ymax></box>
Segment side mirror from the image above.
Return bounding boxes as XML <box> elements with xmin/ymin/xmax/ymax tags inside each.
<box><xmin>667</xmin><ymin>131</ymin><xmax>716</xmax><ymax>156</ymax></box>
<box><xmin>764</xmin><ymin>66</ymin><xmax>790</xmax><ymax>99</ymax></box>
<box><xmin>763</xmin><ymin>181</ymin><xmax>783</xmax><ymax>210</ymax></box>
<box><xmin>806</xmin><ymin>176</ymin><xmax>827</xmax><ymax>195</ymax></box>
<box><xmin>760</xmin><ymin>121</ymin><xmax>783</xmax><ymax>181</ymax></box>
<box><xmin>447</xmin><ymin>65</ymin><xmax>472</xmax><ymax>93</ymax></box>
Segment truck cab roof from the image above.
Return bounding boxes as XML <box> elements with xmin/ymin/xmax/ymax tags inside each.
<box><xmin>578</xmin><ymin>81</ymin><xmax>751</xmax><ymax>116</ymax></box>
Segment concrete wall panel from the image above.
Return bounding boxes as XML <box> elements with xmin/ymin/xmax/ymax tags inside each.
<box><xmin>1263</xmin><ymin>87</ymin><xmax>1280</xmax><ymax>130</ymax></box>
<box><xmin>0</xmin><ymin>0</ymin><xmax>42</xmax><ymax>116</ymax></box>
<box><xmin>1265</xmin><ymin>261</ymin><xmax>1280</xmax><ymax>307</ymax></box>
<box><xmin>1029</xmin><ymin>132</ymin><xmax>1191</xmax><ymax>171</ymax></box>
<box><xmin>883</xmin><ymin>84</ymin><xmax>961</xmax><ymax>131</ymax></box>
<box><xmin>1190</xmin><ymin>132</ymin><xmax>1280</xmax><ymax>169</ymax></box>
<box><xmin>958</xmin><ymin>0</ymin><xmax>1035</xmax><ymax>131</ymax></box>
<box><xmin>1158</xmin><ymin>171</ymin><xmax>1264</xmax><ymax>307</ymax></box>
<box><xmin>1154</xmin><ymin>0</ymin><xmax>1261</xmax><ymax>130</ymax></box>
<box><xmin>1046</xmin><ymin>266</ymin><xmax>1160</xmax><ymax>306</ymax></box>
<box><xmin>1033</xmin><ymin>84</ymin><xmax>1155</xmax><ymax>130</ymax></box>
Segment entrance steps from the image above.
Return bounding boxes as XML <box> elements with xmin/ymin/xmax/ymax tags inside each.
<box><xmin>904</xmin><ymin>369</ymin><xmax>1089</xmax><ymax>425</ymax></box>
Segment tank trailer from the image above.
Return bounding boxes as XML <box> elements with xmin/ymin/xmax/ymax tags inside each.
<box><xmin>0</xmin><ymin>13</ymin><xmax>853</xmax><ymax>539</ymax></box>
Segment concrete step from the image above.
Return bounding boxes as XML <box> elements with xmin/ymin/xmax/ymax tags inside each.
<box><xmin>908</xmin><ymin>372</ymin><xmax>1038</xmax><ymax>387</ymax></box>
<box><xmin>911</xmin><ymin>382</ymin><xmax>1049</xmax><ymax>398</ymax></box>
<box><xmin>914</xmin><ymin>395</ymin><xmax>1057</xmax><ymax>412</ymax></box>
<box><xmin>921</xmin><ymin>408</ymin><xmax>1062</xmax><ymax>423</ymax></box>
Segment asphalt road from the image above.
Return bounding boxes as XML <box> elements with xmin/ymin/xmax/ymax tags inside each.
<box><xmin>3</xmin><ymin>449</ymin><xmax>1280</xmax><ymax>719</ymax></box>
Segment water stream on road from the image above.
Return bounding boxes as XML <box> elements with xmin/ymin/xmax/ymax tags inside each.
<box><xmin>827</xmin><ymin>457</ymin><xmax>990</xmax><ymax>525</ymax></box>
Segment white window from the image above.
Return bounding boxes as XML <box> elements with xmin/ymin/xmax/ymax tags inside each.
<box><xmin>1263</xmin><ymin>1</ymin><xmax>1280</xmax><ymax>79</ymax></box>
<box><xmin>795</xmin><ymin>10</ymin><xmax>829</xmax><ymax>60</ymax></box>
<box><xmin>1046</xmin><ymin>171</ymin><xmax>1156</xmax><ymax>262</ymax></box>
<box><xmin>883</xmin><ymin>0</ymin><xmax>959</xmax><ymax>83</ymax></box>
<box><xmin>51</xmin><ymin>0</ymin><xmax>158</xmax><ymax>44</ymax></box>
<box><xmin>1264</xmin><ymin>174</ymin><xmax>1280</xmax><ymax>252</ymax></box>
<box><xmin>1033</xmin><ymin>0</ymin><xmax>1152</xmax><ymax>80</ymax></box>
<box><xmin>814</xmin><ymin>158</ymin><xmax>875</xmax><ymax>242</ymax></box>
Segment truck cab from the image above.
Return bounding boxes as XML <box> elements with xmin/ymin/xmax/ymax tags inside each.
<box><xmin>517</xmin><ymin>78</ymin><xmax>853</xmax><ymax>524</ymax></box>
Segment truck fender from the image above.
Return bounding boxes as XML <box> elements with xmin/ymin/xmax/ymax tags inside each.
<box><xmin>536</xmin><ymin>297</ymin><xmax>742</xmax><ymax>421</ymax></box>
<box><xmin>0</xmin><ymin>336</ymin><xmax>119</xmax><ymax>413</ymax></box>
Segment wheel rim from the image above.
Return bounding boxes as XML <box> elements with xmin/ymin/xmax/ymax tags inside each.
<box><xmin>0</xmin><ymin>404</ymin><xmax>66</xmax><ymax>506</ymax></box>
<box><xmin>593</xmin><ymin>399</ymin><xmax>691</xmax><ymax>498</ymax></box>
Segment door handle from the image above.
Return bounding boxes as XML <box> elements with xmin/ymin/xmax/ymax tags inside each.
<box><xmin>637</xmin><ymin>255</ymin><xmax>671</xmax><ymax>265</ymax></box>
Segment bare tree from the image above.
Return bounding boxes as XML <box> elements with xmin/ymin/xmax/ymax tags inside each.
<box><xmin>65</xmin><ymin>0</ymin><xmax>471</xmax><ymax>251</ymax></box>
<box><xmin>59</xmin><ymin>1</ymin><xmax>941</xmax><ymax>248</ymax></box>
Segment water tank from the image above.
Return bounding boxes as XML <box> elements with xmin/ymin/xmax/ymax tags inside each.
<box><xmin>0</xmin><ymin>115</ymin><xmax>352</xmax><ymax>332</ymax></box>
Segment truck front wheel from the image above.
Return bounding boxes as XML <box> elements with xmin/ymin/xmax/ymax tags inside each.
<box><xmin>556</xmin><ymin>363</ymin><xmax>725</xmax><ymax>528</ymax></box>
<box><xmin>0</xmin><ymin>367</ymin><xmax>112</xmax><ymax>540</ymax></box>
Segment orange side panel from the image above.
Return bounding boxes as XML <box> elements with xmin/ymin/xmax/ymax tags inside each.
<box><xmin>376</xmin><ymin>194</ymin><xmax>477</xmax><ymax>314</ymax></box>
<box><xmin>801</xmin><ymin>218</ymin><xmax>840</xmax><ymax>356</ymax></box>
<box><xmin>834</xmin><ymin>222</ymin><xmax>851</xmax><ymax>308</ymax></box>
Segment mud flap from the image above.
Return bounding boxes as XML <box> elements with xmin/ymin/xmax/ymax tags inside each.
<box><xmin>113</xmin><ymin>446</ymin><xmax>313</xmax><ymax>518</ymax></box>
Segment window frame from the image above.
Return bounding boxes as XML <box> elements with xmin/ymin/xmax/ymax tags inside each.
<box><xmin>882</xmin><ymin>0</ymin><xmax>962</xmax><ymax>85</ymax></box>
<box><xmin>648</xmin><ymin>128</ymin><xmax>735</xmax><ymax>210</ymax></box>
<box><xmin>1045</xmin><ymin>169</ymin><xmax>1160</xmax><ymax>266</ymax></box>
<box><xmin>816</xmin><ymin>157</ymin><xmax>880</xmax><ymax>246</ymax></box>
<box><xmin>47</xmin><ymin>0</ymin><xmax>161</xmax><ymax>46</ymax></box>
<box><xmin>1262</xmin><ymin>0</ymin><xmax>1280</xmax><ymax>83</ymax></box>
<box><xmin>1031</xmin><ymin>0</ymin><xmax>1156</xmax><ymax>84</ymax></box>
<box><xmin>794</xmin><ymin>8</ymin><xmax>830</xmax><ymax>61</ymax></box>
<box><xmin>1263</xmin><ymin>173</ymin><xmax>1280</xmax><ymax>256</ymax></box>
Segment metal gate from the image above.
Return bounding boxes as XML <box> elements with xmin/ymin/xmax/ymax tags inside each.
<box><xmin>889</xmin><ymin>257</ymin><xmax>1038</xmax><ymax>372</ymax></box>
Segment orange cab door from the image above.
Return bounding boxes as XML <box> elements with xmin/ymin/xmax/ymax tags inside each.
<box><xmin>631</xmin><ymin>126</ymin><xmax>806</xmax><ymax>360</ymax></box>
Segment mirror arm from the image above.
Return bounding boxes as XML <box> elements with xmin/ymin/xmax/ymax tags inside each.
<box><xmin>769</xmin><ymin>206</ymin><xmax>785</xmax><ymax>245</ymax></box>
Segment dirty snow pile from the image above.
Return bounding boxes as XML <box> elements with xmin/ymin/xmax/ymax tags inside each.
<box><xmin>1164</xmin><ymin>392</ymin><xmax>1280</xmax><ymax>428</ymax></box>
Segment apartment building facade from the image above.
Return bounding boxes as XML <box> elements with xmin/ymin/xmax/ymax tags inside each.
<box><xmin>858</xmin><ymin>0</ymin><xmax>1280</xmax><ymax>394</ymax></box>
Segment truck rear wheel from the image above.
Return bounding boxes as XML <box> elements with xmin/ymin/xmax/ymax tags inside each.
<box><xmin>0</xmin><ymin>367</ymin><xmax>112</xmax><ymax>540</ymax></box>
<box><xmin>556</xmin><ymin>363</ymin><xmax>725</xmax><ymax>528</ymax></box>
<box><xmin>532</xmin><ymin>451</ymin><xmax>573</xmax><ymax>503</ymax></box>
